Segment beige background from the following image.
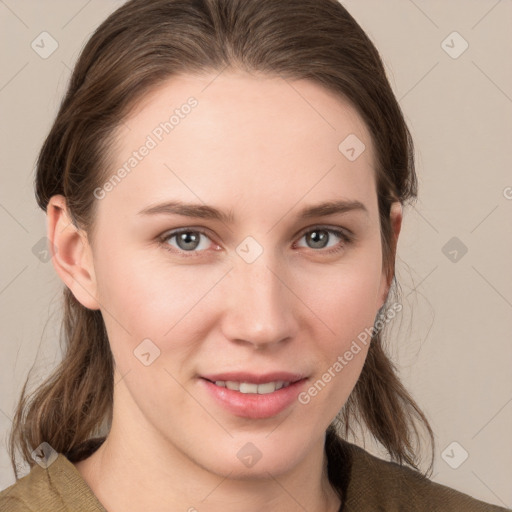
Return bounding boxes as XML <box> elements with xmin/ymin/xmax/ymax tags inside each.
<box><xmin>0</xmin><ymin>0</ymin><xmax>511</xmax><ymax>506</ymax></box>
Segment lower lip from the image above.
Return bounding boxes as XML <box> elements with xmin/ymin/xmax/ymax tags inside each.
<box><xmin>200</xmin><ymin>378</ymin><xmax>307</xmax><ymax>419</ymax></box>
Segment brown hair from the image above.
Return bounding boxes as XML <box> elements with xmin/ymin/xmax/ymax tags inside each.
<box><xmin>9</xmin><ymin>0</ymin><xmax>434</xmax><ymax>483</ymax></box>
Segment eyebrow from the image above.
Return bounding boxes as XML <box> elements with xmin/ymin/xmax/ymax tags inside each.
<box><xmin>137</xmin><ymin>199</ymin><xmax>368</xmax><ymax>223</ymax></box>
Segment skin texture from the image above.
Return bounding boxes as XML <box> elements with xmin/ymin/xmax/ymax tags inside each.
<box><xmin>47</xmin><ymin>70</ymin><xmax>402</xmax><ymax>512</ymax></box>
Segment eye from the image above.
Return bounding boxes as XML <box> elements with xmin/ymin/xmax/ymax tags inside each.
<box><xmin>159</xmin><ymin>228</ymin><xmax>215</xmax><ymax>257</ymax></box>
<box><xmin>295</xmin><ymin>226</ymin><xmax>353</xmax><ymax>255</ymax></box>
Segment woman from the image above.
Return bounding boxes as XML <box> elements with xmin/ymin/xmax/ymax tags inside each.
<box><xmin>0</xmin><ymin>0</ymin><xmax>509</xmax><ymax>510</ymax></box>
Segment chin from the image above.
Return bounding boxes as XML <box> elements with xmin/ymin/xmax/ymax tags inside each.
<box><xmin>194</xmin><ymin>437</ymin><xmax>311</xmax><ymax>480</ymax></box>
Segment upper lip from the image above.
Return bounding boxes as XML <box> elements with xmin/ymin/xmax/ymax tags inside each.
<box><xmin>201</xmin><ymin>372</ymin><xmax>306</xmax><ymax>384</ymax></box>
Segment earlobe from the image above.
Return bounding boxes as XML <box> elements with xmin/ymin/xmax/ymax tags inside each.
<box><xmin>47</xmin><ymin>195</ymin><xmax>100</xmax><ymax>310</ymax></box>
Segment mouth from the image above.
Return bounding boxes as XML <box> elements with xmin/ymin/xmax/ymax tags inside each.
<box><xmin>199</xmin><ymin>372</ymin><xmax>308</xmax><ymax>419</ymax></box>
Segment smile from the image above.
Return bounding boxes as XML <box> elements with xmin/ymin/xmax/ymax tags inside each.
<box><xmin>200</xmin><ymin>375</ymin><xmax>308</xmax><ymax>419</ymax></box>
<box><xmin>212</xmin><ymin>380</ymin><xmax>291</xmax><ymax>394</ymax></box>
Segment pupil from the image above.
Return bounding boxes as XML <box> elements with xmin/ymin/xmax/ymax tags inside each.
<box><xmin>309</xmin><ymin>230</ymin><xmax>327</xmax><ymax>248</ymax></box>
<box><xmin>178</xmin><ymin>232</ymin><xmax>199</xmax><ymax>250</ymax></box>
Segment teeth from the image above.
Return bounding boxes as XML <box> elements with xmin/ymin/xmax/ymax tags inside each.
<box><xmin>215</xmin><ymin>380</ymin><xmax>291</xmax><ymax>394</ymax></box>
<box><xmin>239</xmin><ymin>382</ymin><xmax>258</xmax><ymax>393</ymax></box>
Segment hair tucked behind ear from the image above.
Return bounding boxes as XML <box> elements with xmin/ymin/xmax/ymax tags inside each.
<box><xmin>9</xmin><ymin>0</ymin><xmax>434</xmax><ymax>480</ymax></box>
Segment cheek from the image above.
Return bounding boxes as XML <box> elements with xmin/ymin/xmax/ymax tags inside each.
<box><xmin>295</xmin><ymin>266</ymin><xmax>381</xmax><ymax>417</ymax></box>
<box><xmin>299</xmin><ymin>251</ymin><xmax>383</xmax><ymax>341</ymax></box>
<box><xmin>305</xmin><ymin>274</ymin><xmax>379</xmax><ymax>405</ymax></box>
<box><xmin>93</xmin><ymin>248</ymin><xmax>215</xmax><ymax>363</ymax></box>
<box><xmin>320</xmin><ymin>269</ymin><xmax>381</xmax><ymax>332</ymax></box>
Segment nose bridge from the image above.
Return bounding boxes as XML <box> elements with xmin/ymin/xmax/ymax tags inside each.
<box><xmin>221</xmin><ymin>250</ymin><xmax>296</xmax><ymax>347</ymax></box>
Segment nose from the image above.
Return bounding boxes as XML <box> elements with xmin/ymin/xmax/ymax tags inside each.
<box><xmin>219</xmin><ymin>255</ymin><xmax>299</xmax><ymax>350</ymax></box>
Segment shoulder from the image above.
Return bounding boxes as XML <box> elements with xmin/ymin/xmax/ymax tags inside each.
<box><xmin>0</xmin><ymin>461</ymin><xmax>52</xmax><ymax>512</ymax></box>
<box><xmin>0</xmin><ymin>453</ymin><xmax>106</xmax><ymax>512</ymax></box>
<box><xmin>341</xmin><ymin>441</ymin><xmax>511</xmax><ymax>511</ymax></box>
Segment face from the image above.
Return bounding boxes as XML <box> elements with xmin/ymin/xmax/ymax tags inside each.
<box><xmin>57</xmin><ymin>71</ymin><xmax>397</xmax><ymax>477</ymax></box>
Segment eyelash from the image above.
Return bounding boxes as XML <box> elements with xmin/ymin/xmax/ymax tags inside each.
<box><xmin>158</xmin><ymin>226</ymin><xmax>354</xmax><ymax>258</ymax></box>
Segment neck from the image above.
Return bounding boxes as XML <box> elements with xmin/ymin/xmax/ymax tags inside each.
<box><xmin>74</xmin><ymin>388</ymin><xmax>341</xmax><ymax>512</ymax></box>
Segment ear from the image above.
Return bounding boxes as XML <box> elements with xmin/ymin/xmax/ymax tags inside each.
<box><xmin>47</xmin><ymin>195</ymin><xmax>100</xmax><ymax>310</ymax></box>
<box><xmin>377</xmin><ymin>201</ymin><xmax>402</xmax><ymax>310</ymax></box>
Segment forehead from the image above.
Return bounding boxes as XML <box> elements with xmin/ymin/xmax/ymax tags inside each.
<box><xmin>99</xmin><ymin>71</ymin><xmax>378</xmax><ymax>223</ymax></box>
